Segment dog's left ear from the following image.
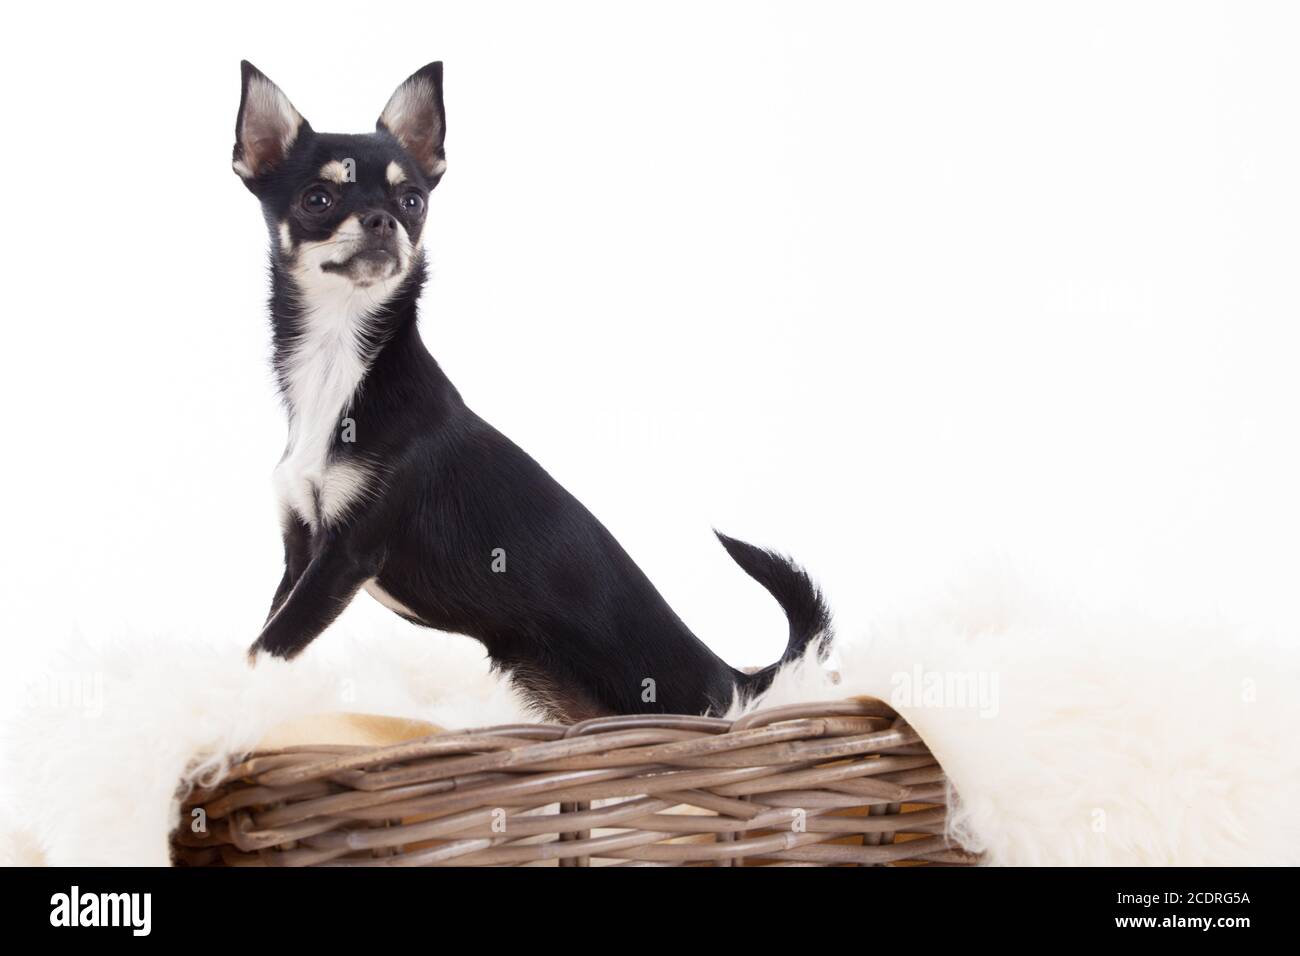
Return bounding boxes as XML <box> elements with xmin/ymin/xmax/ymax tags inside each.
<box><xmin>378</xmin><ymin>62</ymin><xmax>447</xmax><ymax>184</ymax></box>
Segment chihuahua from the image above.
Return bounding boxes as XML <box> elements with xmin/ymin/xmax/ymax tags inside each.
<box><xmin>235</xmin><ymin>61</ymin><xmax>832</xmax><ymax>721</ymax></box>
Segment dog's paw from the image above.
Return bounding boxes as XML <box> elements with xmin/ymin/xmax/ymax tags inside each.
<box><xmin>246</xmin><ymin>641</ymin><xmax>282</xmax><ymax>668</ymax></box>
<box><xmin>246</xmin><ymin>640</ymin><xmax>301</xmax><ymax>667</ymax></box>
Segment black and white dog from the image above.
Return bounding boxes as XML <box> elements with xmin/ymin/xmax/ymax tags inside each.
<box><xmin>235</xmin><ymin>61</ymin><xmax>831</xmax><ymax>721</ymax></box>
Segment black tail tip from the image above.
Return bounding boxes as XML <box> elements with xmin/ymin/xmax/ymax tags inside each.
<box><xmin>713</xmin><ymin>528</ymin><xmax>834</xmax><ymax>664</ymax></box>
<box><xmin>713</xmin><ymin>528</ymin><xmax>758</xmax><ymax>562</ymax></box>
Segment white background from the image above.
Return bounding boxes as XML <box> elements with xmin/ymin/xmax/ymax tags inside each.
<box><xmin>2</xmin><ymin>1</ymin><xmax>1298</xmax><ymax>709</ymax></box>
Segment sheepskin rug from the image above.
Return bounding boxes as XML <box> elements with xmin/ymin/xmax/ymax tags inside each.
<box><xmin>3</xmin><ymin>572</ymin><xmax>1297</xmax><ymax>866</ymax></box>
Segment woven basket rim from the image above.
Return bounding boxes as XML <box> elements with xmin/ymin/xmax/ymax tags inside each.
<box><xmin>174</xmin><ymin>696</ymin><xmax>978</xmax><ymax>867</ymax></box>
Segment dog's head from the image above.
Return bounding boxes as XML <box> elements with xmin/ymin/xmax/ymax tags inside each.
<box><xmin>233</xmin><ymin>61</ymin><xmax>445</xmax><ymax>301</ymax></box>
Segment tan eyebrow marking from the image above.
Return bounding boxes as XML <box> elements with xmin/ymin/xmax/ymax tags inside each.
<box><xmin>386</xmin><ymin>161</ymin><xmax>407</xmax><ymax>186</ymax></box>
<box><xmin>319</xmin><ymin>160</ymin><xmax>350</xmax><ymax>184</ymax></box>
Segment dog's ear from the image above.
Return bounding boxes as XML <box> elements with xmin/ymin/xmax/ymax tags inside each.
<box><xmin>233</xmin><ymin>61</ymin><xmax>307</xmax><ymax>182</ymax></box>
<box><xmin>377</xmin><ymin>62</ymin><xmax>447</xmax><ymax>183</ymax></box>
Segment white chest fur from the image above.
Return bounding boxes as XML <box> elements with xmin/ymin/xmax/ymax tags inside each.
<box><xmin>272</xmin><ymin>285</ymin><xmax>380</xmax><ymax>530</ymax></box>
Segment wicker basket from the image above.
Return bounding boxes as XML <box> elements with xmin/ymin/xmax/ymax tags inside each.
<box><xmin>172</xmin><ymin>698</ymin><xmax>979</xmax><ymax>866</ymax></box>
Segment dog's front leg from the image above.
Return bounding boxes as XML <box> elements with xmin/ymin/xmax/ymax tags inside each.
<box><xmin>265</xmin><ymin>513</ymin><xmax>313</xmax><ymax>624</ymax></box>
<box><xmin>248</xmin><ymin>530</ymin><xmax>373</xmax><ymax>663</ymax></box>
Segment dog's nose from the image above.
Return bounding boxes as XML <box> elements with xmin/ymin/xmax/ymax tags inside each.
<box><xmin>361</xmin><ymin>211</ymin><xmax>398</xmax><ymax>236</ymax></box>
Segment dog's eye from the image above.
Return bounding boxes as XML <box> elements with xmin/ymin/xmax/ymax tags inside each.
<box><xmin>399</xmin><ymin>193</ymin><xmax>425</xmax><ymax>215</ymax></box>
<box><xmin>301</xmin><ymin>188</ymin><xmax>333</xmax><ymax>213</ymax></box>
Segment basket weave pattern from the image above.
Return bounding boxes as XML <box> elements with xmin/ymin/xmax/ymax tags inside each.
<box><xmin>173</xmin><ymin>698</ymin><xmax>979</xmax><ymax>866</ymax></box>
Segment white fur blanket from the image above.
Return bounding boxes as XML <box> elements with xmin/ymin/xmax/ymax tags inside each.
<box><xmin>3</xmin><ymin>573</ymin><xmax>1297</xmax><ymax>866</ymax></box>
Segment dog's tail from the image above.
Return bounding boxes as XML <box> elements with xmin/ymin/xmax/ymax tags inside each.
<box><xmin>714</xmin><ymin>530</ymin><xmax>833</xmax><ymax>700</ymax></box>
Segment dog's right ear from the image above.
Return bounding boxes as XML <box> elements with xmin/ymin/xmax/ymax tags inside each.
<box><xmin>233</xmin><ymin>61</ymin><xmax>307</xmax><ymax>184</ymax></box>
